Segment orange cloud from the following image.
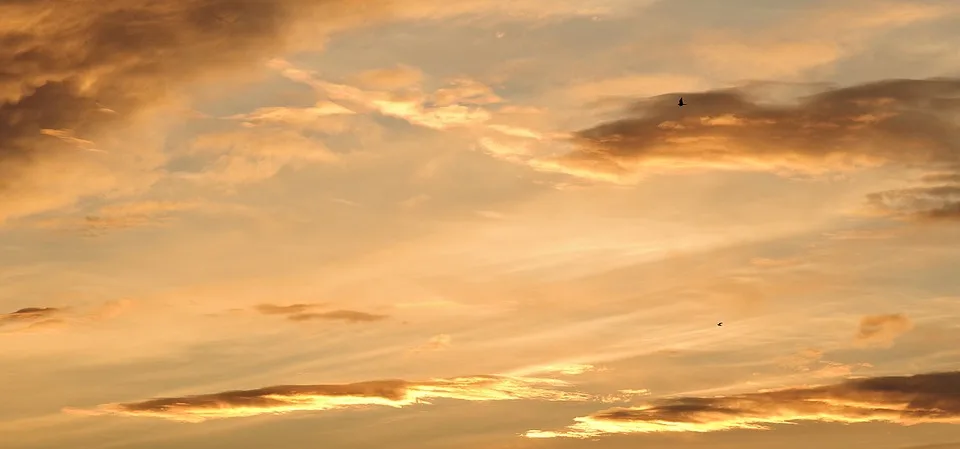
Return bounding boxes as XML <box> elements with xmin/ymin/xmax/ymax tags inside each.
<box><xmin>525</xmin><ymin>371</ymin><xmax>960</xmax><ymax>438</ymax></box>
<box><xmin>67</xmin><ymin>375</ymin><xmax>592</xmax><ymax>423</ymax></box>
<box><xmin>855</xmin><ymin>313</ymin><xmax>914</xmax><ymax>347</ymax></box>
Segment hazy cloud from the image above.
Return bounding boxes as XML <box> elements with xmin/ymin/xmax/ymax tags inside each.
<box><xmin>67</xmin><ymin>374</ymin><xmax>592</xmax><ymax>422</ymax></box>
<box><xmin>526</xmin><ymin>371</ymin><xmax>960</xmax><ymax>438</ymax></box>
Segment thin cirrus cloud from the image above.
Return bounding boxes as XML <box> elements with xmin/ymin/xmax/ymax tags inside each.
<box><xmin>253</xmin><ymin>303</ymin><xmax>387</xmax><ymax>323</ymax></box>
<box><xmin>525</xmin><ymin>370</ymin><xmax>960</xmax><ymax>439</ymax></box>
<box><xmin>65</xmin><ymin>375</ymin><xmax>592</xmax><ymax>423</ymax></box>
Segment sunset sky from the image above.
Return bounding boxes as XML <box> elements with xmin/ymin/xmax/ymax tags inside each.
<box><xmin>2</xmin><ymin>1</ymin><xmax>960</xmax><ymax>448</ymax></box>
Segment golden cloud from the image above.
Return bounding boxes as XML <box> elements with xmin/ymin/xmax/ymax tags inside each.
<box><xmin>66</xmin><ymin>375</ymin><xmax>592</xmax><ymax>422</ymax></box>
<box><xmin>525</xmin><ymin>371</ymin><xmax>960</xmax><ymax>438</ymax></box>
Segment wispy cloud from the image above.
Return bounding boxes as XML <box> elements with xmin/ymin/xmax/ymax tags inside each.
<box><xmin>526</xmin><ymin>371</ymin><xmax>960</xmax><ymax>438</ymax></box>
<box><xmin>67</xmin><ymin>375</ymin><xmax>592</xmax><ymax>422</ymax></box>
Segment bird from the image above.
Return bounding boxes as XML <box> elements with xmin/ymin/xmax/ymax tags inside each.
<box><xmin>717</xmin><ymin>322</ymin><xmax>723</xmax><ymax>327</ymax></box>
<box><xmin>678</xmin><ymin>97</ymin><xmax>685</xmax><ymax>107</ymax></box>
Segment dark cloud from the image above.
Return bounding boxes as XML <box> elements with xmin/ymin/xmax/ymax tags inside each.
<box><xmin>66</xmin><ymin>375</ymin><xmax>592</xmax><ymax>422</ymax></box>
<box><xmin>525</xmin><ymin>370</ymin><xmax>960</xmax><ymax>438</ymax></box>
<box><xmin>253</xmin><ymin>303</ymin><xmax>387</xmax><ymax>323</ymax></box>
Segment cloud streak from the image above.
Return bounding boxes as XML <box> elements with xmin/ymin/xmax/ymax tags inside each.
<box><xmin>67</xmin><ymin>375</ymin><xmax>592</xmax><ymax>422</ymax></box>
<box><xmin>525</xmin><ymin>371</ymin><xmax>960</xmax><ymax>439</ymax></box>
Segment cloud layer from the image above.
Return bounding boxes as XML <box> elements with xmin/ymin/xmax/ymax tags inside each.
<box><xmin>526</xmin><ymin>371</ymin><xmax>960</xmax><ymax>439</ymax></box>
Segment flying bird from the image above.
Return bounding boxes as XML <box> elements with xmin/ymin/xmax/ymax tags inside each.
<box><xmin>717</xmin><ymin>322</ymin><xmax>722</xmax><ymax>327</ymax></box>
<box><xmin>678</xmin><ymin>97</ymin><xmax>685</xmax><ymax>107</ymax></box>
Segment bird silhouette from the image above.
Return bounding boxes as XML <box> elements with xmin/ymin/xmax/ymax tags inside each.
<box><xmin>717</xmin><ymin>322</ymin><xmax>723</xmax><ymax>327</ymax></box>
<box><xmin>678</xmin><ymin>97</ymin><xmax>685</xmax><ymax>107</ymax></box>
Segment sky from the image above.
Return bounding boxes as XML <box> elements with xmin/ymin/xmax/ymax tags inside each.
<box><xmin>1</xmin><ymin>0</ymin><xmax>960</xmax><ymax>448</ymax></box>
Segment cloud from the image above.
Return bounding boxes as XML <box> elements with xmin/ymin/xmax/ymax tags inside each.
<box><xmin>288</xmin><ymin>310</ymin><xmax>388</xmax><ymax>323</ymax></box>
<box><xmin>270</xmin><ymin>60</ymin><xmax>498</xmax><ymax>131</ymax></box>
<box><xmin>855</xmin><ymin>313</ymin><xmax>914</xmax><ymax>347</ymax></box>
<box><xmin>255</xmin><ymin>303</ymin><xmax>324</xmax><ymax>316</ymax></box>
<box><xmin>0</xmin><ymin>0</ymin><xmax>330</xmax><ymax>223</ymax></box>
<box><xmin>173</xmin><ymin>128</ymin><xmax>339</xmax><ymax>186</ymax></box>
<box><xmin>28</xmin><ymin>200</ymin><xmax>202</xmax><ymax>235</ymax></box>
<box><xmin>866</xmin><ymin>179</ymin><xmax>960</xmax><ymax>222</ymax></box>
<box><xmin>545</xmin><ymin>78</ymin><xmax>960</xmax><ymax>182</ymax></box>
<box><xmin>0</xmin><ymin>301</ymin><xmax>134</xmax><ymax>334</ymax></box>
<box><xmin>224</xmin><ymin>102</ymin><xmax>357</xmax><ymax>132</ymax></box>
<box><xmin>253</xmin><ymin>303</ymin><xmax>387</xmax><ymax>323</ymax></box>
<box><xmin>0</xmin><ymin>307</ymin><xmax>62</xmax><ymax>332</ymax></box>
<box><xmin>525</xmin><ymin>371</ymin><xmax>960</xmax><ymax>439</ymax></box>
<box><xmin>685</xmin><ymin>2</ymin><xmax>956</xmax><ymax>80</ymax></box>
<box><xmin>66</xmin><ymin>374</ymin><xmax>592</xmax><ymax>422</ymax></box>
<box><xmin>410</xmin><ymin>334</ymin><xmax>453</xmax><ymax>353</ymax></box>
<box><xmin>1</xmin><ymin>0</ymin><xmax>609</xmax><ymax>224</ymax></box>
<box><xmin>351</xmin><ymin>64</ymin><xmax>424</xmax><ymax>90</ymax></box>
